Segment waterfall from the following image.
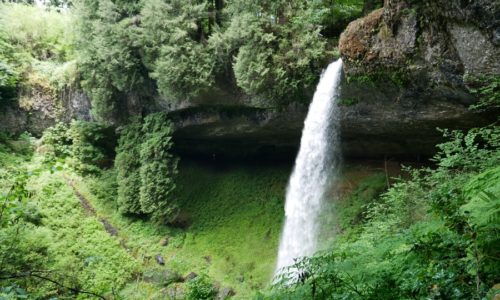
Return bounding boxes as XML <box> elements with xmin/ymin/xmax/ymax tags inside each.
<box><xmin>275</xmin><ymin>59</ymin><xmax>343</xmax><ymax>275</ymax></box>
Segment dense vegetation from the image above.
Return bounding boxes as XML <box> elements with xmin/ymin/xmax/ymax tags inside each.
<box><xmin>0</xmin><ymin>3</ymin><xmax>76</xmax><ymax>108</ymax></box>
<box><xmin>0</xmin><ymin>133</ymin><xmax>294</xmax><ymax>298</ymax></box>
<box><xmin>1</xmin><ymin>0</ymin><xmax>368</xmax><ymax>121</ymax></box>
<box><xmin>268</xmin><ymin>126</ymin><xmax>500</xmax><ymax>299</ymax></box>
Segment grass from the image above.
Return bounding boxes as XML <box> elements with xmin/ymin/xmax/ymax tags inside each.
<box><xmin>31</xmin><ymin>173</ymin><xmax>139</xmax><ymax>296</ymax></box>
<box><xmin>0</xmin><ymin>143</ymin><xmax>139</xmax><ymax>299</ymax></box>
<box><xmin>70</xmin><ymin>160</ymin><xmax>291</xmax><ymax>298</ymax></box>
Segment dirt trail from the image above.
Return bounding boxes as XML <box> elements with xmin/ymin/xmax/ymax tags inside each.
<box><xmin>65</xmin><ymin>177</ymin><xmax>129</xmax><ymax>250</ymax></box>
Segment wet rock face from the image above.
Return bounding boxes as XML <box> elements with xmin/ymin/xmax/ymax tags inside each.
<box><xmin>339</xmin><ymin>0</ymin><xmax>499</xmax><ymax>78</ymax></box>
<box><xmin>0</xmin><ymin>87</ymin><xmax>92</xmax><ymax>136</ymax></box>
<box><xmin>170</xmin><ymin>95</ymin><xmax>491</xmax><ymax>160</ymax></box>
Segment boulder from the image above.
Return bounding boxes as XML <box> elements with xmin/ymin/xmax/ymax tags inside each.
<box><xmin>143</xmin><ymin>268</ymin><xmax>183</xmax><ymax>286</ymax></box>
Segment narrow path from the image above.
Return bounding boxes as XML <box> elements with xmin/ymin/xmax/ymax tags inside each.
<box><xmin>64</xmin><ymin>176</ymin><xmax>130</xmax><ymax>251</ymax></box>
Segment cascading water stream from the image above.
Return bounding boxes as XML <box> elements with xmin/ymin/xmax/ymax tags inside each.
<box><xmin>275</xmin><ymin>59</ymin><xmax>343</xmax><ymax>275</ymax></box>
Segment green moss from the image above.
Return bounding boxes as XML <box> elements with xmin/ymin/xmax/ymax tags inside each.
<box><xmin>347</xmin><ymin>70</ymin><xmax>409</xmax><ymax>88</ymax></box>
<box><xmin>339</xmin><ymin>98</ymin><xmax>358</xmax><ymax>106</ymax></box>
<box><xmin>173</xmin><ymin>161</ymin><xmax>289</xmax><ymax>291</ymax></box>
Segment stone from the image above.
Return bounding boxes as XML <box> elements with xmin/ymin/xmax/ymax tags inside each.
<box><xmin>0</xmin><ymin>86</ymin><xmax>92</xmax><ymax>136</ymax></box>
<box><xmin>143</xmin><ymin>268</ymin><xmax>182</xmax><ymax>286</ymax></box>
<box><xmin>217</xmin><ymin>287</ymin><xmax>236</xmax><ymax>299</ymax></box>
<box><xmin>155</xmin><ymin>254</ymin><xmax>165</xmax><ymax>265</ymax></box>
<box><xmin>184</xmin><ymin>272</ymin><xmax>198</xmax><ymax>281</ymax></box>
<box><xmin>160</xmin><ymin>237</ymin><xmax>169</xmax><ymax>246</ymax></box>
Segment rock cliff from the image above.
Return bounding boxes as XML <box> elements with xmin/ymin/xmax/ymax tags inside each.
<box><xmin>1</xmin><ymin>0</ymin><xmax>497</xmax><ymax>159</ymax></box>
<box><xmin>0</xmin><ymin>86</ymin><xmax>92</xmax><ymax>136</ymax></box>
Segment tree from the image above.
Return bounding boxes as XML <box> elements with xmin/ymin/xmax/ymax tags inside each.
<box><xmin>139</xmin><ymin>113</ymin><xmax>179</xmax><ymax>224</ymax></box>
<box><xmin>115</xmin><ymin>113</ymin><xmax>179</xmax><ymax>224</ymax></box>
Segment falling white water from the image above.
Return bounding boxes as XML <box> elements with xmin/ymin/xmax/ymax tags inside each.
<box><xmin>275</xmin><ymin>59</ymin><xmax>343</xmax><ymax>275</ymax></box>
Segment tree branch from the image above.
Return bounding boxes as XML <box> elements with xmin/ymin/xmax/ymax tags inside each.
<box><xmin>0</xmin><ymin>271</ymin><xmax>106</xmax><ymax>299</ymax></box>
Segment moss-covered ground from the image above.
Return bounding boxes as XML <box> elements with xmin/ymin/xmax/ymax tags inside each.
<box><xmin>69</xmin><ymin>160</ymin><xmax>292</xmax><ymax>298</ymax></box>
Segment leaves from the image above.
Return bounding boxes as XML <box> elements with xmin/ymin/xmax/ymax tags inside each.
<box><xmin>115</xmin><ymin>113</ymin><xmax>179</xmax><ymax>224</ymax></box>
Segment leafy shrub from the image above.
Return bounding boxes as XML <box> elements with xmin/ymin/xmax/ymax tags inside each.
<box><xmin>0</xmin><ymin>3</ymin><xmax>76</xmax><ymax>106</ymax></box>
<box><xmin>40</xmin><ymin>122</ymin><xmax>72</xmax><ymax>161</ymax></box>
<box><xmin>88</xmin><ymin>168</ymin><xmax>118</xmax><ymax>206</ymax></box>
<box><xmin>141</xmin><ymin>0</ymin><xmax>216</xmax><ymax>99</ymax></box>
<box><xmin>69</xmin><ymin>120</ymin><xmax>116</xmax><ymax>174</ymax></box>
<box><xmin>465</xmin><ymin>74</ymin><xmax>500</xmax><ymax>111</ymax></box>
<box><xmin>186</xmin><ymin>274</ymin><xmax>216</xmax><ymax>300</ymax></box>
<box><xmin>139</xmin><ymin>113</ymin><xmax>179</xmax><ymax>224</ymax></box>
<box><xmin>0</xmin><ymin>3</ymin><xmax>74</xmax><ymax>62</ymax></box>
<box><xmin>74</xmin><ymin>0</ymin><xmax>145</xmax><ymax>122</ymax></box>
<box><xmin>213</xmin><ymin>3</ymin><xmax>328</xmax><ymax>105</ymax></box>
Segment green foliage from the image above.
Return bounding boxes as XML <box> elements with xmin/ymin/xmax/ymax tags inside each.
<box><xmin>0</xmin><ymin>3</ymin><xmax>74</xmax><ymax>63</ymax></box>
<box><xmin>141</xmin><ymin>0</ymin><xmax>216</xmax><ymax>99</ymax></box>
<box><xmin>72</xmin><ymin>159</ymin><xmax>290</xmax><ymax>297</ymax></box>
<box><xmin>68</xmin><ymin>120</ymin><xmax>115</xmax><ymax>174</ymax></box>
<box><xmin>335</xmin><ymin>173</ymin><xmax>387</xmax><ymax>230</ymax></box>
<box><xmin>115</xmin><ymin>113</ymin><xmax>178</xmax><ymax>224</ymax></box>
<box><xmin>0</xmin><ymin>2</ymin><xmax>76</xmax><ymax>103</ymax></box>
<box><xmin>88</xmin><ymin>168</ymin><xmax>118</xmax><ymax>206</ymax></box>
<box><xmin>74</xmin><ymin>0</ymin><xmax>144</xmax><ymax>121</ymax></box>
<box><xmin>0</xmin><ymin>60</ymin><xmax>18</xmax><ymax>105</ymax></box>
<box><xmin>74</xmin><ymin>0</ymin><xmax>363</xmax><ymax>119</ymax></box>
<box><xmin>186</xmin><ymin>274</ymin><xmax>217</xmax><ymax>300</ymax></box>
<box><xmin>230</xmin><ymin>12</ymin><xmax>327</xmax><ymax>105</ymax></box>
<box><xmin>0</xmin><ymin>145</ymin><xmax>138</xmax><ymax>298</ymax></box>
<box><xmin>299</xmin><ymin>0</ymin><xmax>364</xmax><ymax>37</ymax></box>
<box><xmin>115</xmin><ymin>119</ymin><xmax>143</xmax><ymax>214</ymax></box>
<box><xmin>139</xmin><ymin>113</ymin><xmax>179</xmax><ymax>224</ymax></box>
<box><xmin>466</xmin><ymin>74</ymin><xmax>500</xmax><ymax>111</ymax></box>
<box><xmin>40</xmin><ymin>122</ymin><xmax>72</xmax><ymax>161</ymax></box>
<box><xmin>269</xmin><ymin>125</ymin><xmax>500</xmax><ymax>299</ymax></box>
